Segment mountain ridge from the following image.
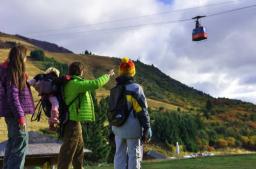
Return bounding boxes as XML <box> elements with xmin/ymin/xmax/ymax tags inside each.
<box><xmin>0</xmin><ymin>32</ymin><xmax>72</xmax><ymax>53</ymax></box>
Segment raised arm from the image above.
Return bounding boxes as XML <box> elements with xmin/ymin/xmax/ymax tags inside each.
<box><xmin>76</xmin><ymin>74</ymin><xmax>110</xmax><ymax>92</ymax></box>
<box><xmin>76</xmin><ymin>69</ymin><xmax>115</xmax><ymax>92</ymax></box>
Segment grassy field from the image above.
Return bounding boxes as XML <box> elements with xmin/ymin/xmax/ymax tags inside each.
<box><xmin>84</xmin><ymin>154</ymin><xmax>256</xmax><ymax>169</ymax></box>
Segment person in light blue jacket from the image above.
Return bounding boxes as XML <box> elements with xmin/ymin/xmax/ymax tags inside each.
<box><xmin>112</xmin><ymin>57</ymin><xmax>152</xmax><ymax>169</ymax></box>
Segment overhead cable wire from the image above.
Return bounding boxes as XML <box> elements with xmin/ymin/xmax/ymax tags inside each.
<box><xmin>30</xmin><ymin>3</ymin><xmax>256</xmax><ymax>39</ymax></box>
<box><xmin>24</xmin><ymin>0</ymin><xmax>246</xmax><ymax>35</ymax></box>
<box><xmin>207</xmin><ymin>3</ymin><xmax>256</xmax><ymax>17</ymax></box>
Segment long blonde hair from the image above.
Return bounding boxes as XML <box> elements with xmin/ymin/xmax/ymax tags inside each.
<box><xmin>7</xmin><ymin>45</ymin><xmax>27</xmax><ymax>90</ymax></box>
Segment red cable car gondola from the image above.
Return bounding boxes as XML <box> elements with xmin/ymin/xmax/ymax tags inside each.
<box><xmin>192</xmin><ymin>16</ymin><xmax>208</xmax><ymax>41</ymax></box>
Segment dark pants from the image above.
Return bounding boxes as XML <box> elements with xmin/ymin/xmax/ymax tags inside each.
<box><xmin>58</xmin><ymin>120</ymin><xmax>84</xmax><ymax>169</ymax></box>
<box><xmin>3</xmin><ymin>117</ymin><xmax>28</xmax><ymax>169</ymax></box>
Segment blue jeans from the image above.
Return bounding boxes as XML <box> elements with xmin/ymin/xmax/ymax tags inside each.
<box><xmin>114</xmin><ymin>136</ymin><xmax>142</xmax><ymax>169</ymax></box>
<box><xmin>3</xmin><ymin>117</ymin><xmax>28</xmax><ymax>169</ymax></box>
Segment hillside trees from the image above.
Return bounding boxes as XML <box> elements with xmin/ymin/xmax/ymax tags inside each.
<box><xmin>151</xmin><ymin>111</ymin><xmax>205</xmax><ymax>152</ymax></box>
<box><xmin>84</xmin><ymin>50</ymin><xmax>93</xmax><ymax>55</ymax></box>
<box><xmin>43</xmin><ymin>57</ymin><xmax>68</xmax><ymax>76</ymax></box>
<box><xmin>203</xmin><ymin>100</ymin><xmax>213</xmax><ymax>119</ymax></box>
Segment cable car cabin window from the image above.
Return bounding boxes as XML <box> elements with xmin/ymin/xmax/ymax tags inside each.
<box><xmin>193</xmin><ymin>27</ymin><xmax>206</xmax><ymax>34</ymax></box>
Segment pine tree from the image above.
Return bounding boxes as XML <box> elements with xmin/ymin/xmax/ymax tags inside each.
<box><xmin>204</xmin><ymin>100</ymin><xmax>212</xmax><ymax>119</ymax></box>
<box><xmin>83</xmin><ymin>92</ymin><xmax>111</xmax><ymax>162</ymax></box>
<box><xmin>84</xmin><ymin>50</ymin><xmax>89</xmax><ymax>55</ymax></box>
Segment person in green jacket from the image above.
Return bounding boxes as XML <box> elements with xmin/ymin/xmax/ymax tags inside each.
<box><xmin>58</xmin><ymin>62</ymin><xmax>115</xmax><ymax>169</ymax></box>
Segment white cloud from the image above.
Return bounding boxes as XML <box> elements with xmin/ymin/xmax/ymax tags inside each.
<box><xmin>0</xmin><ymin>0</ymin><xmax>256</xmax><ymax>102</ymax></box>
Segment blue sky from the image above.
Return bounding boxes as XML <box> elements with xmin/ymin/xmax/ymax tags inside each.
<box><xmin>159</xmin><ymin>0</ymin><xmax>173</xmax><ymax>4</ymax></box>
<box><xmin>0</xmin><ymin>0</ymin><xmax>256</xmax><ymax>103</ymax></box>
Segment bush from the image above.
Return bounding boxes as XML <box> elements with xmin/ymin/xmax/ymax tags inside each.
<box><xmin>196</xmin><ymin>138</ymin><xmax>208</xmax><ymax>151</ymax></box>
<box><xmin>216</xmin><ymin>138</ymin><xmax>228</xmax><ymax>148</ymax></box>
<box><xmin>30</xmin><ymin>49</ymin><xmax>45</xmax><ymax>60</ymax></box>
<box><xmin>240</xmin><ymin>136</ymin><xmax>250</xmax><ymax>146</ymax></box>
<box><xmin>235</xmin><ymin>139</ymin><xmax>242</xmax><ymax>147</ymax></box>
<box><xmin>225</xmin><ymin>127</ymin><xmax>237</xmax><ymax>137</ymax></box>
<box><xmin>214</xmin><ymin>125</ymin><xmax>227</xmax><ymax>135</ymax></box>
<box><xmin>206</xmin><ymin>129</ymin><xmax>217</xmax><ymax>146</ymax></box>
<box><xmin>248</xmin><ymin>136</ymin><xmax>256</xmax><ymax>146</ymax></box>
<box><xmin>226</xmin><ymin>137</ymin><xmax>236</xmax><ymax>147</ymax></box>
<box><xmin>207</xmin><ymin>146</ymin><xmax>215</xmax><ymax>152</ymax></box>
<box><xmin>250</xmin><ymin>114</ymin><xmax>256</xmax><ymax>121</ymax></box>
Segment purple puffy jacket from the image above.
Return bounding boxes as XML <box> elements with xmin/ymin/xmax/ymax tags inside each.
<box><xmin>0</xmin><ymin>61</ymin><xmax>8</xmax><ymax>117</ymax></box>
<box><xmin>0</xmin><ymin>63</ymin><xmax>35</xmax><ymax>118</ymax></box>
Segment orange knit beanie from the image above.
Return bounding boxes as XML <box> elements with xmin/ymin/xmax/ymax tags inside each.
<box><xmin>119</xmin><ymin>57</ymin><xmax>136</xmax><ymax>77</ymax></box>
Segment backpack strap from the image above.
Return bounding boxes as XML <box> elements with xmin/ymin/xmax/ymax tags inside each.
<box><xmin>31</xmin><ymin>99</ymin><xmax>44</xmax><ymax>122</ymax></box>
<box><xmin>118</xmin><ymin>80</ymin><xmax>146</xmax><ymax>108</ymax></box>
<box><xmin>59</xmin><ymin>78</ymin><xmax>83</xmax><ymax>108</ymax></box>
<box><xmin>125</xmin><ymin>90</ymin><xmax>146</xmax><ymax>109</ymax></box>
<box><xmin>116</xmin><ymin>84</ymin><xmax>126</xmax><ymax>101</ymax></box>
<box><xmin>120</xmin><ymin>85</ymin><xmax>132</xmax><ymax>118</ymax></box>
<box><xmin>116</xmin><ymin>84</ymin><xmax>138</xmax><ymax>118</ymax></box>
<box><xmin>123</xmin><ymin>84</ymin><xmax>147</xmax><ymax>121</ymax></box>
<box><xmin>58</xmin><ymin>92</ymin><xmax>83</xmax><ymax>139</ymax></box>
